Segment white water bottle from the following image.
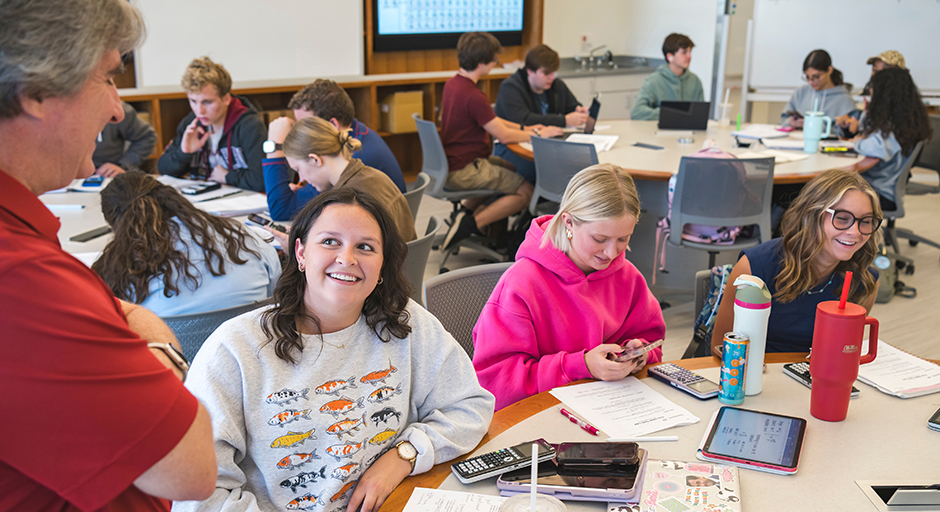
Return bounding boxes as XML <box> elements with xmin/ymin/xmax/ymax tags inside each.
<box><xmin>732</xmin><ymin>275</ymin><xmax>771</xmax><ymax>395</ymax></box>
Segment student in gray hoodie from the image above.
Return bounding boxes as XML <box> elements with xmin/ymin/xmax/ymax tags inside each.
<box><xmin>781</xmin><ymin>49</ymin><xmax>856</xmax><ymax>128</ymax></box>
<box><xmin>177</xmin><ymin>188</ymin><xmax>494</xmax><ymax>512</ymax></box>
<box><xmin>631</xmin><ymin>33</ymin><xmax>704</xmax><ymax>121</ymax></box>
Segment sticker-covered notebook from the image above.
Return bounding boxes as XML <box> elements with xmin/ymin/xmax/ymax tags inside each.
<box><xmin>638</xmin><ymin>459</ymin><xmax>741</xmax><ymax>512</ymax></box>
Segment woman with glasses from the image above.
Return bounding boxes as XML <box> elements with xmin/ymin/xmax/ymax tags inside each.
<box><xmin>781</xmin><ymin>49</ymin><xmax>856</xmax><ymax>128</ymax></box>
<box><xmin>849</xmin><ymin>67</ymin><xmax>932</xmax><ymax>211</ymax></box>
<box><xmin>709</xmin><ymin>169</ymin><xmax>882</xmax><ymax>355</ymax></box>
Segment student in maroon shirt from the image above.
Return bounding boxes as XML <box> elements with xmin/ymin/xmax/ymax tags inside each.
<box><xmin>440</xmin><ymin>32</ymin><xmax>563</xmax><ymax>251</ymax></box>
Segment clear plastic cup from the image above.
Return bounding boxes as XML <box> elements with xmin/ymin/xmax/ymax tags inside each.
<box><xmin>499</xmin><ymin>494</ymin><xmax>567</xmax><ymax>512</ymax></box>
<box><xmin>718</xmin><ymin>103</ymin><xmax>733</xmax><ymax>127</ymax></box>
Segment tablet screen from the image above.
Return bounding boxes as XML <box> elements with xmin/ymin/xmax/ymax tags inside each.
<box><xmin>703</xmin><ymin>407</ymin><xmax>806</xmax><ymax>469</ymax></box>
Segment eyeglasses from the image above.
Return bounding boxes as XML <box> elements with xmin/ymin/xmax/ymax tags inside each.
<box><xmin>825</xmin><ymin>208</ymin><xmax>882</xmax><ymax>235</ymax></box>
<box><xmin>801</xmin><ymin>72</ymin><xmax>824</xmax><ymax>83</ymax></box>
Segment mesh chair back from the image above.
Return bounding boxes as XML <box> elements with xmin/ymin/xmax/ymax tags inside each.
<box><xmin>422</xmin><ymin>262</ymin><xmax>513</xmax><ymax>359</ymax></box>
<box><xmin>412</xmin><ymin>114</ymin><xmax>450</xmax><ymax>197</ymax></box>
<box><xmin>915</xmin><ymin>114</ymin><xmax>940</xmax><ymax>171</ymax></box>
<box><xmin>668</xmin><ymin>156</ymin><xmax>775</xmax><ymax>246</ymax></box>
<box><xmin>529</xmin><ymin>137</ymin><xmax>599</xmax><ymax>215</ymax></box>
<box><xmin>402</xmin><ymin>216</ymin><xmax>440</xmax><ymax>306</ymax></box>
<box><xmin>884</xmin><ymin>141</ymin><xmax>925</xmax><ymax>220</ymax></box>
<box><xmin>162</xmin><ymin>299</ymin><xmax>272</xmax><ymax>362</ymax></box>
<box><xmin>403</xmin><ymin>172</ymin><xmax>431</xmax><ymax>221</ymax></box>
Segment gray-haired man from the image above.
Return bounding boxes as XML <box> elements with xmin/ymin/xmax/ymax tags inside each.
<box><xmin>0</xmin><ymin>0</ymin><xmax>216</xmax><ymax>509</ymax></box>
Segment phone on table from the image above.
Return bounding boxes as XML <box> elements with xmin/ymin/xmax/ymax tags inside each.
<box><xmin>69</xmin><ymin>225</ymin><xmax>112</xmax><ymax>243</ymax></box>
<box><xmin>451</xmin><ymin>438</ymin><xmax>555</xmax><ymax>484</ymax></box>
<box><xmin>783</xmin><ymin>362</ymin><xmax>859</xmax><ymax>398</ymax></box>
<box><xmin>610</xmin><ymin>339</ymin><xmax>663</xmax><ymax>363</ymax></box>
<box><xmin>648</xmin><ymin>362</ymin><xmax>720</xmax><ymax>400</ymax></box>
<box><xmin>555</xmin><ymin>442</ymin><xmax>638</xmax><ymax>468</ymax></box>
<box><xmin>181</xmin><ymin>182</ymin><xmax>222</xmax><ymax>195</ymax></box>
<box><xmin>247</xmin><ymin>213</ymin><xmax>287</xmax><ymax>233</ymax></box>
<box><xmin>929</xmin><ymin>408</ymin><xmax>940</xmax><ymax>432</ymax></box>
<box><xmin>82</xmin><ymin>175</ymin><xmax>104</xmax><ymax>187</ymax></box>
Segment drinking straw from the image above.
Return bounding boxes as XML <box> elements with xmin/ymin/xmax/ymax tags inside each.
<box><xmin>736</xmin><ymin>113</ymin><xmax>741</xmax><ymax>131</ymax></box>
<box><xmin>530</xmin><ymin>443</ymin><xmax>538</xmax><ymax>511</ymax></box>
<box><xmin>839</xmin><ymin>271</ymin><xmax>853</xmax><ymax>309</ymax></box>
<box><xmin>813</xmin><ymin>96</ymin><xmax>820</xmax><ymax>113</ymax></box>
<box><xmin>723</xmin><ymin>87</ymin><xmax>731</xmax><ymax>105</ymax></box>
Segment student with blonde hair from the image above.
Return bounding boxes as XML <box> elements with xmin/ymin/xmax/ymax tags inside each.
<box><xmin>710</xmin><ymin>169</ymin><xmax>882</xmax><ymax>355</ymax></box>
<box><xmin>158</xmin><ymin>56</ymin><xmax>266</xmax><ymax>191</ymax></box>
<box><xmin>264</xmin><ymin>115</ymin><xmax>416</xmax><ymax>241</ymax></box>
<box><xmin>473</xmin><ymin>164</ymin><xmax>665</xmax><ymax>410</ymax></box>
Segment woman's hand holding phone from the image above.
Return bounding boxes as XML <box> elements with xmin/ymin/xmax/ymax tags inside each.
<box><xmin>585</xmin><ymin>341</ymin><xmax>645</xmax><ymax>381</ymax></box>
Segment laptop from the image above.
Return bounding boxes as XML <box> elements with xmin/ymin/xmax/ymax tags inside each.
<box><xmin>658</xmin><ymin>100</ymin><xmax>711</xmax><ymax>130</ymax></box>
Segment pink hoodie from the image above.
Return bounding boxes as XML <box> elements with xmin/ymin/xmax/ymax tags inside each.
<box><xmin>472</xmin><ymin>216</ymin><xmax>665</xmax><ymax>410</ymax></box>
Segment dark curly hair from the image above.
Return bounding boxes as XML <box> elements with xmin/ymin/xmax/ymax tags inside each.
<box><xmin>261</xmin><ymin>187</ymin><xmax>412</xmax><ymax>363</ymax></box>
<box><xmin>862</xmin><ymin>67</ymin><xmax>932</xmax><ymax>157</ymax></box>
<box><xmin>93</xmin><ymin>172</ymin><xmax>261</xmax><ymax>303</ymax></box>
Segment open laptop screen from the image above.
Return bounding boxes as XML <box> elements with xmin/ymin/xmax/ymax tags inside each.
<box><xmin>659</xmin><ymin>100</ymin><xmax>711</xmax><ymax>130</ymax></box>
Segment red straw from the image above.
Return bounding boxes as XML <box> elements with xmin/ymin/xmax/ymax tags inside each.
<box><xmin>839</xmin><ymin>271</ymin><xmax>853</xmax><ymax>309</ymax></box>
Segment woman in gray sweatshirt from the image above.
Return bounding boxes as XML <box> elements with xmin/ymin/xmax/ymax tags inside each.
<box><xmin>782</xmin><ymin>49</ymin><xmax>856</xmax><ymax>127</ymax></box>
<box><xmin>176</xmin><ymin>188</ymin><xmax>495</xmax><ymax>512</ymax></box>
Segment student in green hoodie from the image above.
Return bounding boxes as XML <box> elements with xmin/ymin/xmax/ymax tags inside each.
<box><xmin>631</xmin><ymin>33</ymin><xmax>705</xmax><ymax>121</ymax></box>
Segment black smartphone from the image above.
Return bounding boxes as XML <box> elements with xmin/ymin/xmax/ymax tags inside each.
<box><xmin>181</xmin><ymin>182</ymin><xmax>222</xmax><ymax>195</ymax></box>
<box><xmin>555</xmin><ymin>442</ymin><xmax>638</xmax><ymax>468</ymax></box>
<box><xmin>69</xmin><ymin>225</ymin><xmax>112</xmax><ymax>243</ymax></box>
<box><xmin>501</xmin><ymin>455</ymin><xmax>643</xmax><ymax>490</ymax></box>
<box><xmin>929</xmin><ymin>407</ymin><xmax>940</xmax><ymax>432</ymax></box>
<box><xmin>247</xmin><ymin>213</ymin><xmax>287</xmax><ymax>233</ymax></box>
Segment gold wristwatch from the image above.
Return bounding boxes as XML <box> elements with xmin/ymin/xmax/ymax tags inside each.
<box><xmin>395</xmin><ymin>440</ymin><xmax>417</xmax><ymax>472</ymax></box>
<box><xmin>148</xmin><ymin>342</ymin><xmax>190</xmax><ymax>382</ymax></box>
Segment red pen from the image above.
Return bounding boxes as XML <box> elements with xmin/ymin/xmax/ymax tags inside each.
<box><xmin>559</xmin><ymin>408</ymin><xmax>599</xmax><ymax>436</ymax></box>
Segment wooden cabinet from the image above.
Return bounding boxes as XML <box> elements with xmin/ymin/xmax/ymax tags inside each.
<box><xmin>557</xmin><ymin>72</ymin><xmax>652</xmax><ymax>120</ymax></box>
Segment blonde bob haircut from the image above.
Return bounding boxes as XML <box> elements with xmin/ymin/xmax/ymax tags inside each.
<box><xmin>542</xmin><ymin>163</ymin><xmax>641</xmax><ymax>253</ymax></box>
<box><xmin>282</xmin><ymin>115</ymin><xmax>362</xmax><ymax>161</ymax></box>
<box><xmin>776</xmin><ymin>169</ymin><xmax>882</xmax><ymax>304</ymax></box>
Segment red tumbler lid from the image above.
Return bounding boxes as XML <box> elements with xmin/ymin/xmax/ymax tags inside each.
<box><xmin>817</xmin><ymin>300</ymin><xmax>865</xmax><ymax>317</ymax></box>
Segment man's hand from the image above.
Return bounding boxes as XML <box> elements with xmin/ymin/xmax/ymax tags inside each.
<box><xmin>565</xmin><ymin>110</ymin><xmax>589</xmax><ymax>127</ymax></box>
<box><xmin>208</xmin><ymin>165</ymin><xmax>228</xmax><ymax>184</ymax></box>
<box><xmin>345</xmin><ymin>448</ymin><xmax>412</xmax><ymax>512</ymax></box>
<box><xmin>94</xmin><ymin>162</ymin><xmax>126</xmax><ymax>178</ymax></box>
<box><xmin>180</xmin><ymin>118</ymin><xmax>211</xmax><ymax>154</ymax></box>
<box><xmin>268</xmin><ymin>117</ymin><xmax>295</xmax><ymax>146</ymax></box>
<box><xmin>534</xmin><ymin>125</ymin><xmax>564</xmax><ymax>138</ymax></box>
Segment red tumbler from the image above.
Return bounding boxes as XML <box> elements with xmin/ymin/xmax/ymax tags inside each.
<box><xmin>809</xmin><ymin>301</ymin><xmax>878</xmax><ymax>421</ymax></box>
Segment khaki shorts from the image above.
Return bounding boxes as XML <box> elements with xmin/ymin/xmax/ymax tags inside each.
<box><xmin>446</xmin><ymin>156</ymin><xmax>524</xmax><ymax>194</ymax></box>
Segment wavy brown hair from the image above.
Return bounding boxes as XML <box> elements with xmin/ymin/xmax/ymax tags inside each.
<box><xmin>862</xmin><ymin>67</ymin><xmax>932</xmax><ymax>156</ymax></box>
<box><xmin>776</xmin><ymin>169</ymin><xmax>882</xmax><ymax>304</ymax></box>
<box><xmin>93</xmin><ymin>173</ymin><xmax>261</xmax><ymax>303</ymax></box>
<box><xmin>261</xmin><ymin>187</ymin><xmax>411</xmax><ymax>364</ymax></box>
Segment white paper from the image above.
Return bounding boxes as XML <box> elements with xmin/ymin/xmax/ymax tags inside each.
<box><xmin>194</xmin><ymin>193</ymin><xmax>269</xmax><ymax>217</ymax></box>
<box><xmin>760</xmin><ymin>138</ymin><xmax>805</xmax><ymax>150</ymax></box>
<box><xmin>564</xmin><ymin>134</ymin><xmax>620</xmax><ymax>152</ymax></box>
<box><xmin>156</xmin><ymin>175</ymin><xmax>205</xmax><ymax>189</ymax></box>
<box><xmin>549</xmin><ymin>377</ymin><xmax>699</xmax><ymax>438</ymax></box>
<box><xmin>66</xmin><ymin>177</ymin><xmax>112</xmax><ymax>192</ymax></box>
<box><xmin>857</xmin><ymin>340</ymin><xmax>940</xmax><ymax>398</ymax></box>
<box><xmin>70</xmin><ymin>251</ymin><xmax>101</xmax><ymax>267</ymax></box>
<box><xmin>402</xmin><ymin>488</ymin><xmax>505</xmax><ymax>512</ymax></box>
<box><xmin>737</xmin><ymin>150</ymin><xmax>809</xmax><ymax>164</ymax></box>
<box><xmin>731</xmin><ymin>124</ymin><xmax>789</xmax><ymax>140</ymax></box>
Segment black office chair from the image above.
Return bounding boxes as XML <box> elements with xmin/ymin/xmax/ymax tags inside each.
<box><xmin>881</xmin><ymin>141</ymin><xmax>939</xmax><ymax>272</ymax></box>
<box><xmin>161</xmin><ymin>298</ymin><xmax>273</xmax><ymax>362</ymax></box>
<box><xmin>529</xmin><ymin>137</ymin><xmax>598</xmax><ymax>216</ymax></box>
<box><xmin>908</xmin><ymin>114</ymin><xmax>940</xmax><ymax>195</ymax></box>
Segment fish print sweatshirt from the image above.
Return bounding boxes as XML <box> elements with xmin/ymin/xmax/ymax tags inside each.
<box><xmin>173</xmin><ymin>301</ymin><xmax>495</xmax><ymax>512</ymax></box>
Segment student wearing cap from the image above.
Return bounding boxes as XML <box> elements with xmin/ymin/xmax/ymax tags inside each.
<box><xmin>837</xmin><ymin>50</ymin><xmax>908</xmax><ymax>137</ymax></box>
<box><xmin>493</xmin><ymin>44</ymin><xmax>587</xmax><ymax>183</ymax></box>
<box><xmin>630</xmin><ymin>33</ymin><xmax>705</xmax><ymax>121</ymax></box>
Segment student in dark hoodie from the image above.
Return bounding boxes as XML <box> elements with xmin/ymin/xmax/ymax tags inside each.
<box><xmin>631</xmin><ymin>33</ymin><xmax>704</xmax><ymax>121</ymax></box>
<box><xmin>494</xmin><ymin>44</ymin><xmax>587</xmax><ymax>183</ymax></box>
<box><xmin>158</xmin><ymin>57</ymin><xmax>266</xmax><ymax>192</ymax></box>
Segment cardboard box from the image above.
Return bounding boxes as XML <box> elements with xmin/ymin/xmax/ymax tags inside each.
<box><xmin>380</xmin><ymin>91</ymin><xmax>422</xmax><ymax>133</ymax></box>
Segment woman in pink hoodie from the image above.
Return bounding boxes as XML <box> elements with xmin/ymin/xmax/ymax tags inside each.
<box><xmin>473</xmin><ymin>164</ymin><xmax>665</xmax><ymax>410</ymax></box>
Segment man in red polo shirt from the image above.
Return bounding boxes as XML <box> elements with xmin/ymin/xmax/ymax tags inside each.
<box><xmin>0</xmin><ymin>0</ymin><xmax>216</xmax><ymax>510</ymax></box>
<box><xmin>440</xmin><ymin>32</ymin><xmax>563</xmax><ymax>251</ymax></box>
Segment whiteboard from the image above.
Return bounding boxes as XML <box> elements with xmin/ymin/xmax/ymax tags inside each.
<box><xmin>134</xmin><ymin>0</ymin><xmax>362</xmax><ymax>88</ymax></box>
<box><xmin>750</xmin><ymin>0</ymin><xmax>939</xmax><ymax>92</ymax></box>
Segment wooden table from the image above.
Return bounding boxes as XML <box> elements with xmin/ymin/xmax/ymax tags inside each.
<box><xmin>378</xmin><ymin>353</ymin><xmax>799</xmax><ymax>512</ymax></box>
<box><xmin>505</xmin><ymin>120</ymin><xmax>863</xmax><ymax>185</ymax></box>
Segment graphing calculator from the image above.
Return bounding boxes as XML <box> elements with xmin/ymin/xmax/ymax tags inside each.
<box><xmin>783</xmin><ymin>362</ymin><xmax>859</xmax><ymax>398</ymax></box>
<box><xmin>647</xmin><ymin>363</ymin><xmax>720</xmax><ymax>400</ymax></box>
<box><xmin>451</xmin><ymin>438</ymin><xmax>555</xmax><ymax>484</ymax></box>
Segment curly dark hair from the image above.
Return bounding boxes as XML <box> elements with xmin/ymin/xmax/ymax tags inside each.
<box><xmin>93</xmin><ymin>172</ymin><xmax>261</xmax><ymax>303</ymax></box>
<box><xmin>862</xmin><ymin>67</ymin><xmax>932</xmax><ymax>156</ymax></box>
<box><xmin>261</xmin><ymin>187</ymin><xmax>412</xmax><ymax>364</ymax></box>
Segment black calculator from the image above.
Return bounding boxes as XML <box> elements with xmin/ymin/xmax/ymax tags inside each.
<box><xmin>451</xmin><ymin>438</ymin><xmax>555</xmax><ymax>484</ymax></box>
<box><xmin>783</xmin><ymin>362</ymin><xmax>859</xmax><ymax>398</ymax></box>
<box><xmin>647</xmin><ymin>363</ymin><xmax>720</xmax><ymax>400</ymax></box>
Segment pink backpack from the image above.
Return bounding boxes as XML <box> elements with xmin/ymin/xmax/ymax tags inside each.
<box><xmin>652</xmin><ymin>145</ymin><xmax>742</xmax><ymax>284</ymax></box>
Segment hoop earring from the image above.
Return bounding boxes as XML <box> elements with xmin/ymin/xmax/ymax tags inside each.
<box><xmin>377</xmin><ymin>277</ymin><xmax>384</xmax><ymax>285</ymax></box>
<box><xmin>566</xmin><ymin>228</ymin><xmax>573</xmax><ymax>240</ymax></box>
<box><xmin>298</xmin><ymin>263</ymin><xmax>305</xmax><ymax>272</ymax></box>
